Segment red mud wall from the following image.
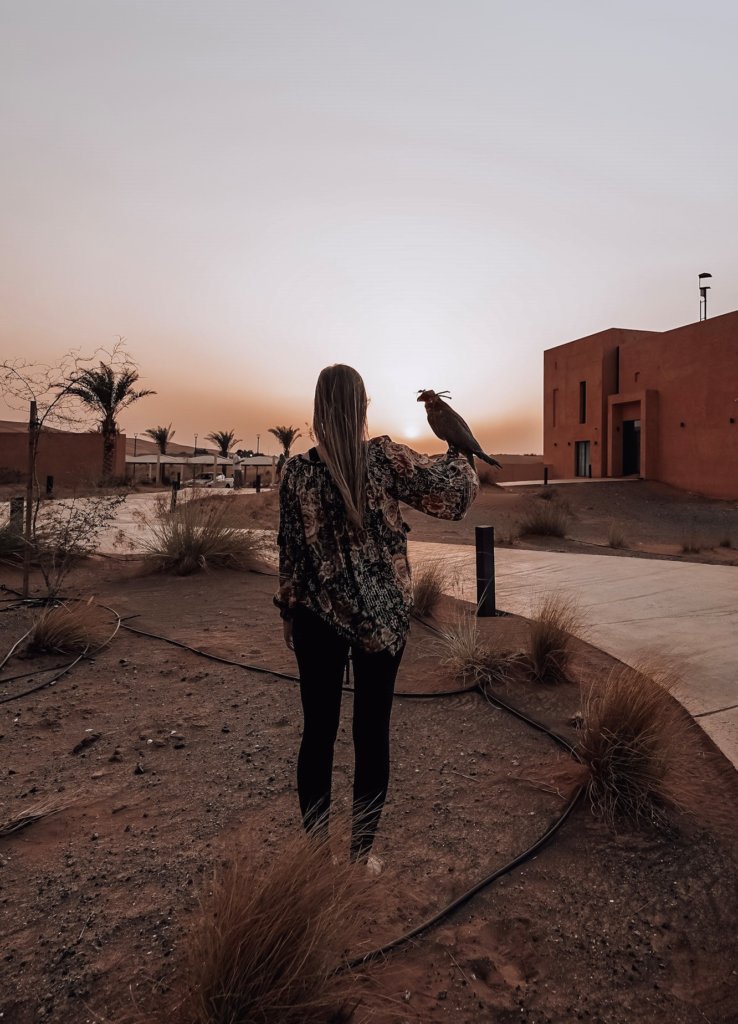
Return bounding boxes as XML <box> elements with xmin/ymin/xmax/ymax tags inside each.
<box><xmin>0</xmin><ymin>431</ymin><xmax>126</xmax><ymax>488</ymax></box>
<box><xmin>618</xmin><ymin>313</ymin><xmax>738</xmax><ymax>499</ymax></box>
<box><xmin>544</xmin><ymin>312</ymin><xmax>738</xmax><ymax>499</ymax></box>
<box><xmin>543</xmin><ymin>328</ymin><xmax>657</xmax><ymax>480</ymax></box>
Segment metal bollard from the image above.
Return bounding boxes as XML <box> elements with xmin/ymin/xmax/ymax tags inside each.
<box><xmin>475</xmin><ymin>525</ymin><xmax>496</xmax><ymax>616</ymax></box>
<box><xmin>543</xmin><ymin>467</ymin><xmax>549</xmax><ymax>486</ymax></box>
<box><xmin>255</xmin><ymin>473</ymin><xmax>261</xmax><ymax>494</ymax></box>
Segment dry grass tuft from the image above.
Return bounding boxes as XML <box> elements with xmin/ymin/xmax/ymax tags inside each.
<box><xmin>27</xmin><ymin>600</ymin><xmax>112</xmax><ymax>654</ymax></box>
<box><xmin>680</xmin><ymin>529</ymin><xmax>703</xmax><ymax>554</ymax></box>
<box><xmin>517</xmin><ymin>500</ymin><xmax>570</xmax><ymax>538</ymax></box>
<box><xmin>412</xmin><ymin>558</ymin><xmax>458</xmax><ymax>617</ymax></box>
<box><xmin>524</xmin><ymin>593</ymin><xmax>584</xmax><ymax>683</ymax></box>
<box><xmin>433</xmin><ymin>608</ymin><xmax>520</xmax><ymax>687</ymax></box>
<box><xmin>577</xmin><ymin>662</ymin><xmax>699</xmax><ymax>828</ymax></box>
<box><xmin>143</xmin><ymin>495</ymin><xmax>268</xmax><ymax>575</ymax></box>
<box><xmin>475</xmin><ymin>463</ymin><xmax>503</xmax><ymax>487</ymax></box>
<box><xmin>169</xmin><ymin>830</ymin><xmax>372</xmax><ymax>1024</ymax></box>
<box><xmin>607</xmin><ymin>521</ymin><xmax>628</xmax><ymax>549</ymax></box>
<box><xmin>0</xmin><ymin>795</ymin><xmax>70</xmax><ymax>838</ymax></box>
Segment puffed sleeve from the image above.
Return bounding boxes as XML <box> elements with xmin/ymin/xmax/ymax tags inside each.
<box><xmin>375</xmin><ymin>436</ymin><xmax>479</xmax><ymax>520</ymax></box>
<box><xmin>274</xmin><ymin>461</ymin><xmax>305</xmax><ymax>615</ymax></box>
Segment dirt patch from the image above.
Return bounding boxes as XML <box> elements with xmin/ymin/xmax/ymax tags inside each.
<box><xmin>0</xmin><ymin>555</ymin><xmax>736</xmax><ymax>1024</ymax></box>
<box><xmin>402</xmin><ymin>480</ymin><xmax>738</xmax><ymax>565</ymax></box>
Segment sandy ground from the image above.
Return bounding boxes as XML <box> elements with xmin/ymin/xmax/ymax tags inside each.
<box><xmin>1</xmin><ymin>488</ymin><xmax>737</xmax><ymax>1023</ymax></box>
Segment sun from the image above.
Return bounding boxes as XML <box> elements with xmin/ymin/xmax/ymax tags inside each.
<box><xmin>402</xmin><ymin>422</ymin><xmax>422</xmax><ymax>440</ymax></box>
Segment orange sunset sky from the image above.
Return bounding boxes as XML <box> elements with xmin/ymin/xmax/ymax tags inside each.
<box><xmin>1</xmin><ymin>2</ymin><xmax>736</xmax><ymax>457</ymax></box>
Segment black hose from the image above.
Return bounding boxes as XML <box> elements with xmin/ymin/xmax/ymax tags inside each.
<box><xmin>0</xmin><ymin>599</ymin><xmax>121</xmax><ymax>705</ymax></box>
<box><xmin>121</xmin><ymin>623</ymin><xmax>302</xmax><ymax>683</ymax></box>
<box><xmin>0</xmin><ymin>653</ymin><xmax>87</xmax><ymax>705</ymax></box>
<box><xmin>0</xmin><ymin>663</ymin><xmax>75</xmax><ymax>686</ymax></box>
<box><xmin>345</xmin><ymin>784</ymin><xmax>584</xmax><ymax>968</ymax></box>
<box><xmin>3</xmin><ymin>593</ymin><xmax>586</xmax><ymax>968</ymax></box>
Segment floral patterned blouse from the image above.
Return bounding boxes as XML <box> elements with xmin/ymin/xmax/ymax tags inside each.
<box><xmin>275</xmin><ymin>436</ymin><xmax>479</xmax><ymax>654</ymax></box>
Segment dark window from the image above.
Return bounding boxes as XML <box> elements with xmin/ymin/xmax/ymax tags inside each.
<box><xmin>579</xmin><ymin>381</ymin><xmax>587</xmax><ymax>424</ymax></box>
<box><xmin>552</xmin><ymin>388</ymin><xmax>558</xmax><ymax>426</ymax></box>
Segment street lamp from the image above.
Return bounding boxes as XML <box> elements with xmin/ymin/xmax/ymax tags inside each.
<box><xmin>699</xmin><ymin>272</ymin><xmax>712</xmax><ymax>321</ymax></box>
<box><xmin>194</xmin><ymin>432</ymin><xmax>198</xmax><ymax>455</ymax></box>
<box><xmin>256</xmin><ymin>434</ymin><xmax>260</xmax><ymax>454</ymax></box>
<box><xmin>134</xmin><ymin>432</ymin><xmax>139</xmax><ymax>456</ymax></box>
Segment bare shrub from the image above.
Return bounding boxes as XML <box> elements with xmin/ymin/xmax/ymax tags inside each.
<box><xmin>577</xmin><ymin>662</ymin><xmax>699</xmax><ymax>828</ymax></box>
<box><xmin>142</xmin><ymin>495</ymin><xmax>267</xmax><ymax>575</ymax></box>
<box><xmin>33</xmin><ymin>491</ymin><xmax>127</xmax><ymax>596</ymax></box>
<box><xmin>171</xmin><ymin>831</ymin><xmax>371</xmax><ymax>1024</ymax></box>
<box><xmin>517</xmin><ymin>500</ymin><xmax>570</xmax><ymax>538</ymax></box>
<box><xmin>28</xmin><ymin>599</ymin><xmax>112</xmax><ymax>653</ymax></box>
<box><xmin>433</xmin><ymin>608</ymin><xmax>519</xmax><ymax>687</ymax></box>
<box><xmin>524</xmin><ymin>593</ymin><xmax>584</xmax><ymax>683</ymax></box>
<box><xmin>411</xmin><ymin>558</ymin><xmax>457</xmax><ymax>617</ymax></box>
<box><xmin>607</xmin><ymin>521</ymin><xmax>628</xmax><ymax>549</ymax></box>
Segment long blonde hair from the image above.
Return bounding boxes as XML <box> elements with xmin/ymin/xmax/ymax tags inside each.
<box><xmin>313</xmin><ymin>364</ymin><xmax>368</xmax><ymax>528</ymax></box>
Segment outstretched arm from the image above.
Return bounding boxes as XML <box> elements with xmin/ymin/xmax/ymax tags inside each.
<box><xmin>378</xmin><ymin>437</ymin><xmax>479</xmax><ymax>520</ymax></box>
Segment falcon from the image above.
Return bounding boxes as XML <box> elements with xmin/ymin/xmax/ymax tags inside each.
<box><xmin>417</xmin><ymin>389</ymin><xmax>502</xmax><ymax>469</ymax></box>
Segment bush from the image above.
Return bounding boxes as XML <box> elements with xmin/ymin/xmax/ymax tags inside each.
<box><xmin>681</xmin><ymin>530</ymin><xmax>702</xmax><ymax>554</ymax></box>
<box><xmin>433</xmin><ymin>607</ymin><xmax>519</xmax><ymax>687</ymax></box>
<box><xmin>517</xmin><ymin>500</ymin><xmax>570</xmax><ymax>538</ymax></box>
<box><xmin>168</xmin><ymin>831</ymin><xmax>371</xmax><ymax>1024</ymax></box>
<box><xmin>28</xmin><ymin>600</ymin><xmax>112</xmax><ymax>654</ymax></box>
<box><xmin>142</xmin><ymin>495</ymin><xmax>267</xmax><ymax>575</ymax></box>
<box><xmin>577</xmin><ymin>662</ymin><xmax>698</xmax><ymax>828</ymax></box>
<box><xmin>33</xmin><ymin>491</ymin><xmax>128</xmax><ymax>597</ymax></box>
<box><xmin>524</xmin><ymin>593</ymin><xmax>584</xmax><ymax>683</ymax></box>
<box><xmin>411</xmin><ymin>558</ymin><xmax>457</xmax><ymax>617</ymax></box>
<box><xmin>718</xmin><ymin>536</ymin><xmax>733</xmax><ymax>549</ymax></box>
<box><xmin>607</xmin><ymin>521</ymin><xmax>627</xmax><ymax>549</ymax></box>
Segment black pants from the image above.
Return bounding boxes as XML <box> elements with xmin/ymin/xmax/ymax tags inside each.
<box><xmin>292</xmin><ymin>606</ymin><xmax>404</xmax><ymax>858</ymax></box>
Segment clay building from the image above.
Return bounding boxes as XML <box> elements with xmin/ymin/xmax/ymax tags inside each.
<box><xmin>0</xmin><ymin>422</ymin><xmax>126</xmax><ymax>489</ymax></box>
<box><xmin>543</xmin><ymin>310</ymin><xmax>738</xmax><ymax>499</ymax></box>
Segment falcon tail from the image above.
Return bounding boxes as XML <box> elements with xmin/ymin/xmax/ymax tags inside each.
<box><xmin>475</xmin><ymin>451</ymin><xmax>502</xmax><ymax>469</ymax></box>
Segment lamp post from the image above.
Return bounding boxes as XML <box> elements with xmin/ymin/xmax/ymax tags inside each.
<box><xmin>194</xmin><ymin>432</ymin><xmax>198</xmax><ymax>455</ymax></box>
<box><xmin>699</xmin><ymin>272</ymin><xmax>712</xmax><ymax>321</ymax></box>
<box><xmin>256</xmin><ymin>434</ymin><xmax>260</xmax><ymax>454</ymax></box>
<box><xmin>134</xmin><ymin>432</ymin><xmax>139</xmax><ymax>456</ymax></box>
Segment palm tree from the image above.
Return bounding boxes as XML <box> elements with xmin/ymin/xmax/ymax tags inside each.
<box><xmin>268</xmin><ymin>425</ymin><xmax>302</xmax><ymax>459</ymax></box>
<box><xmin>66</xmin><ymin>362</ymin><xmax>156</xmax><ymax>478</ymax></box>
<box><xmin>144</xmin><ymin>423</ymin><xmax>175</xmax><ymax>454</ymax></box>
<box><xmin>206</xmin><ymin>429</ymin><xmax>242</xmax><ymax>458</ymax></box>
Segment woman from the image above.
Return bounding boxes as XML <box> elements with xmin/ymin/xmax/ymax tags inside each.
<box><xmin>275</xmin><ymin>364</ymin><xmax>478</xmax><ymax>866</ymax></box>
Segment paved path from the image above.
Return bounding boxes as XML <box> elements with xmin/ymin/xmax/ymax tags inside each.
<box><xmin>409</xmin><ymin>541</ymin><xmax>738</xmax><ymax>768</ymax></box>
